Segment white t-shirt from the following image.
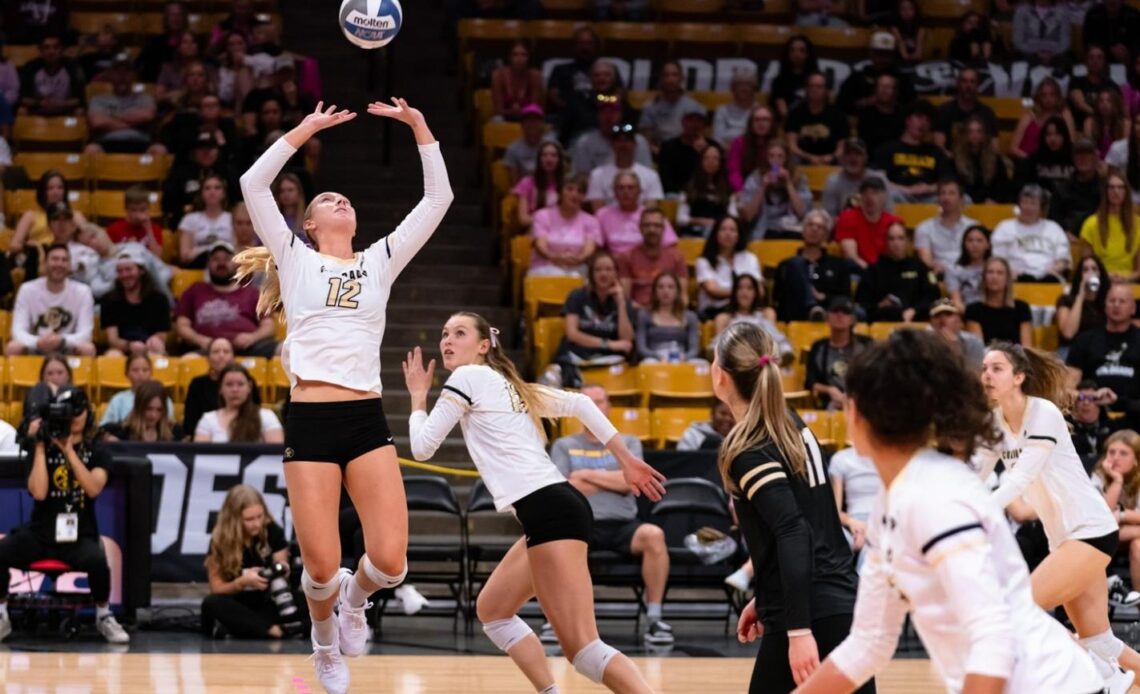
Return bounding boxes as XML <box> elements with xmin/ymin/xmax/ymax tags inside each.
<box><xmin>694</xmin><ymin>252</ymin><xmax>762</xmax><ymax>315</ymax></box>
<box><xmin>972</xmin><ymin>396</ymin><xmax>1118</xmax><ymax>549</ymax></box>
<box><xmin>913</xmin><ymin>215</ymin><xmax>977</xmax><ymax>270</ymax></box>
<box><xmin>240</xmin><ymin>138</ymin><xmax>453</xmax><ymax>395</ymax></box>
<box><xmin>11</xmin><ymin>278</ymin><xmax>95</xmax><ymax>349</ymax></box>
<box><xmin>409</xmin><ymin>364</ymin><xmax>619</xmax><ymax>512</ymax></box>
<box><xmin>178</xmin><ymin>211</ymin><xmax>235</xmax><ymax>255</ymax></box>
<box><xmin>828</xmin><ymin>449</ymin><xmax>1100</xmax><ymax>693</ymax></box>
<box><xmin>990</xmin><ymin>218</ymin><xmax>1070</xmax><ymax>279</ymax></box>
<box><xmin>586</xmin><ymin>162</ymin><xmax>664</xmax><ymax>207</ymax></box>
<box><xmin>828</xmin><ymin>448</ymin><xmax>882</xmax><ymax>518</ymax></box>
<box><xmin>0</xmin><ymin>420</ymin><xmax>18</xmax><ymax>454</ymax></box>
<box><xmin>194</xmin><ymin>408</ymin><xmax>282</xmax><ymax>443</ymax></box>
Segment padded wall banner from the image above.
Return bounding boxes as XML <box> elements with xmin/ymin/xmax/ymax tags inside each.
<box><xmin>102</xmin><ymin>442</ymin><xmax>293</xmax><ymax>583</ymax></box>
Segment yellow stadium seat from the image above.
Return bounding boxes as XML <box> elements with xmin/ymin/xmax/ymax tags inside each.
<box><xmin>491</xmin><ymin>159</ymin><xmax>513</xmax><ymax>195</ymax></box>
<box><xmin>91</xmin><ymin>189</ymin><xmax>161</xmax><ymax>222</ymax></box>
<box><xmin>798</xmin><ymin>409</ymin><xmax>834</xmax><ymax>446</ymax></box>
<box><xmin>0</xmin><ymin>403</ymin><xmax>9</xmax><ymax>427</ymax></box>
<box><xmin>656</xmin><ymin>0</ymin><xmax>726</xmax><ymax>15</ymax></box>
<box><xmin>637</xmin><ymin>362</ymin><xmax>714</xmax><ymax>407</ymax></box>
<box><xmin>162</xmin><ymin>227</ymin><xmax>179</xmax><ymax>263</ymax></box>
<box><xmin>869</xmin><ymin>322</ymin><xmax>927</xmax><ymax>341</ymax></box>
<box><xmin>523</xmin><ymin>275</ymin><xmax>583</xmax><ymax>326</ymax></box>
<box><xmin>13</xmin><ymin>153</ymin><xmax>87</xmax><ymax>184</ymax></box>
<box><xmin>0</xmin><ymin>311</ymin><xmax>10</xmax><ymax>343</ymax></box>
<box><xmin>786</xmin><ymin>321</ymin><xmax>831</xmax><ymax>357</ymax></box>
<box><xmin>671</xmin><ymin>23</ymin><xmax>737</xmax><ymax>59</ymax></box>
<box><xmin>5</xmin><ymin>45</ymin><xmax>40</xmax><ymax>68</ymax></box>
<box><xmin>472</xmin><ymin>89</ymin><xmax>494</xmax><ymax>127</ymax></box>
<box><xmin>676</xmin><ymin>237</ymin><xmax>705</xmax><ymax>266</ymax></box>
<box><xmin>700</xmin><ymin>320</ymin><xmax>717</xmax><ymax>353</ymax></box>
<box><xmin>532</xmin><ymin>317</ymin><xmax>565</xmax><ymax>374</ymax></box>
<box><xmin>690</xmin><ymin>91</ymin><xmax>734</xmax><ymax>113</ymax></box>
<box><xmin>171</xmin><ymin>269</ymin><xmax>204</xmax><ymax>299</ymax></box>
<box><xmin>798</xmin><ymin>26</ymin><xmax>870</xmax><ymax>59</ymax></box>
<box><xmin>93</xmin><ymin>402</ymin><xmax>108</xmax><ymax>423</ymax></box>
<box><xmin>8</xmin><ymin>355</ymin><xmax>44</xmax><ymax>401</ymax></box>
<box><xmin>7</xmin><ymin>401</ymin><xmax>23</xmax><ymax>427</ymax></box>
<box><xmin>980</xmin><ymin>97</ymin><xmax>1027</xmax><ymax>123</ymax></box>
<box><xmin>561</xmin><ymin>406</ymin><xmax>653</xmax><ymax>442</ymax></box>
<box><xmin>650</xmin><ymin>406</ymin><xmax>710</xmax><ymax>448</ymax></box>
<box><xmin>541</xmin><ymin>0</ymin><xmax>592</xmax><ymax>10</ymax></box>
<box><xmin>830</xmin><ymin>409</ymin><xmax>848</xmax><ymax>446</ymax></box>
<box><xmin>64</xmin><ymin>356</ymin><xmax>94</xmax><ymax>393</ymax></box>
<box><xmin>5</xmin><ymin>190</ymin><xmax>91</xmax><ymax>218</ymax></box>
<box><xmin>95</xmin><ymin>355</ymin><xmax>129</xmax><ymax>402</ymax></box>
<box><xmin>235</xmin><ymin>356</ymin><xmax>268</xmax><ymax>388</ymax></box>
<box><xmin>274</xmin><ymin>319</ymin><xmax>287</xmax><ymax>343</ymax></box>
<box><xmin>84</xmin><ymin>82</ymin><xmax>158</xmax><ymax>103</ymax></box>
<box><xmin>595</xmin><ymin>22</ymin><xmax>670</xmax><ymax>60</ymax></box>
<box><xmin>800</xmin><ymin>165</ymin><xmax>839</xmax><ymax>194</ymax></box>
<box><xmin>70</xmin><ymin>11</ymin><xmax>138</xmax><ymax>36</ymax></box>
<box><xmin>737</xmin><ymin>24</ymin><xmax>795</xmax><ymax>61</ymax></box>
<box><xmin>658</xmin><ymin>198</ymin><xmax>679</xmax><ymax>224</ymax></box>
<box><xmin>579</xmin><ymin>363</ymin><xmax>641</xmax><ymax>401</ymax></box>
<box><xmin>89</xmin><ymin>153</ymin><xmax>171</xmax><ymax>188</ymax></box>
<box><xmin>12</xmin><ymin>116</ymin><xmax>88</xmax><ymax>149</ymax></box>
<box><xmin>177</xmin><ymin>357</ymin><xmax>209</xmax><ymax>402</ymax></box>
<box><xmin>626</xmin><ymin>90</ymin><xmax>656</xmax><ymax>112</ymax></box>
<box><xmin>1014</xmin><ymin>283</ymin><xmax>1065</xmax><ymax>307</ymax></box>
<box><xmin>920</xmin><ymin>0</ymin><xmax>984</xmax><ymax>19</ymax></box>
<box><xmin>185</xmin><ymin>12</ymin><xmax>227</xmax><ymax>36</ymax></box>
<box><xmin>510</xmin><ymin>234</ymin><xmax>532</xmax><ymax>307</ymax></box>
<box><xmin>750</xmin><ymin>239</ymin><xmax>802</xmax><ymax>270</ymax></box>
<box><xmin>501</xmin><ymin>193</ymin><xmax>521</xmax><ymax>237</ymax></box>
<box><xmin>894</xmin><ymin>203</ymin><xmax>939</xmax><ymax>229</ymax></box>
<box><xmin>269</xmin><ymin>357</ymin><xmax>290</xmax><ymax>402</ymax></box>
<box><xmin>966</xmin><ymin>203</ymin><xmax>1015</xmax><ymax>230</ymax></box>
<box><xmin>1034</xmin><ymin>325</ymin><xmax>1059</xmax><ymax>352</ymax></box>
<box><xmin>150</xmin><ymin>356</ymin><xmax>178</xmax><ymax>392</ymax></box>
<box><xmin>482</xmin><ymin>121</ymin><xmax>522</xmax><ymax>161</ymax></box>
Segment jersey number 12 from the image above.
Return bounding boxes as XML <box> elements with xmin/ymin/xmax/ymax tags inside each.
<box><xmin>325</xmin><ymin>278</ymin><xmax>361</xmax><ymax>309</ymax></box>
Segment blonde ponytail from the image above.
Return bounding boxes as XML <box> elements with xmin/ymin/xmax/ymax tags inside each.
<box><xmin>233</xmin><ymin>247</ymin><xmax>284</xmax><ymax>320</ymax></box>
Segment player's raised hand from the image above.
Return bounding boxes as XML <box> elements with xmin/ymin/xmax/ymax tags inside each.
<box><xmin>299</xmin><ymin>102</ymin><xmax>357</xmax><ymax>132</ymax></box>
<box><xmin>368</xmin><ymin>97</ymin><xmax>424</xmax><ymax>126</ymax></box>
<box><xmin>402</xmin><ymin>346</ymin><xmax>435</xmax><ymax>400</ymax></box>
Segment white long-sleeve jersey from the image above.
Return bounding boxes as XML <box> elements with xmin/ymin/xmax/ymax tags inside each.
<box><xmin>408</xmin><ymin>364</ymin><xmax>619</xmax><ymax>511</ymax></box>
<box><xmin>972</xmin><ymin>396</ymin><xmax>1117</xmax><ymax>549</ymax></box>
<box><xmin>239</xmin><ymin>137</ymin><xmax>453</xmax><ymax>395</ymax></box>
<box><xmin>829</xmin><ymin>449</ymin><xmax>1100</xmax><ymax>693</ymax></box>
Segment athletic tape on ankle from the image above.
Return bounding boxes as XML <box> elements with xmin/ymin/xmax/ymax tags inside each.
<box><xmin>361</xmin><ymin>555</ymin><xmax>407</xmax><ymax>588</ymax></box>
<box><xmin>572</xmin><ymin>639</ymin><xmax>619</xmax><ymax>683</ymax></box>
<box><xmin>482</xmin><ymin>616</ymin><xmax>533</xmax><ymax>653</ymax></box>
<box><xmin>1080</xmin><ymin>629</ymin><xmax>1126</xmax><ymax>661</ymax></box>
<box><xmin>301</xmin><ymin>568</ymin><xmax>348</xmax><ymax>602</ymax></box>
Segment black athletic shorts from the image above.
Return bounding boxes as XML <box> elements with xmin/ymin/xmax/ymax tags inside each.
<box><xmin>283</xmin><ymin>398</ymin><xmax>394</xmax><ymax>469</ymax></box>
<box><xmin>1079</xmin><ymin>530</ymin><xmax>1120</xmax><ymax>558</ymax></box>
<box><xmin>513</xmin><ymin>482</ymin><xmax>594</xmax><ymax>548</ymax></box>
<box><xmin>590</xmin><ymin>519</ymin><xmax>642</xmax><ymax>554</ymax></box>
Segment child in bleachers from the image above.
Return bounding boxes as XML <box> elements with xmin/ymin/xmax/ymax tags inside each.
<box><xmin>106</xmin><ymin>186</ymin><xmax>165</xmax><ymax>258</ymax></box>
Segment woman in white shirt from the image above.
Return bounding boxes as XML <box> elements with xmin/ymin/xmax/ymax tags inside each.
<box><xmin>990</xmin><ymin>184</ymin><xmax>1071</xmax><ymax>282</ymax></box>
<box><xmin>405</xmin><ymin>311</ymin><xmax>662</xmax><ymax>694</ymax></box>
<box><xmin>178</xmin><ymin>174</ymin><xmax>235</xmax><ymax>268</ymax></box>
<box><xmin>795</xmin><ymin>330</ymin><xmax>1103</xmax><ymax>694</ymax></box>
<box><xmin>694</xmin><ymin>215</ymin><xmax>761</xmax><ymax>320</ymax></box>
<box><xmin>974</xmin><ymin>341</ymin><xmax>1139</xmax><ymax>689</ymax></box>
<box><xmin>827</xmin><ymin>447</ymin><xmax>881</xmax><ymax>569</ymax></box>
<box><xmin>194</xmin><ymin>364</ymin><xmax>283</xmax><ymax>443</ymax></box>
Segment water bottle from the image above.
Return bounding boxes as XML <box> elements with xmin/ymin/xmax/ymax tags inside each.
<box><xmin>665</xmin><ymin>341</ymin><xmax>683</xmax><ymax>363</ymax></box>
<box><xmin>1087</xmin><ymin>275</ymin><xmax>1100</xmax><ymax>293</ymax></box>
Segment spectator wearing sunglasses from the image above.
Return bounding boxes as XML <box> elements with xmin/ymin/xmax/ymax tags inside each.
<box><xmin>1070</xmin><ymin>380</ymin><xmax>1119</xmax><ymax>474</ymax></box>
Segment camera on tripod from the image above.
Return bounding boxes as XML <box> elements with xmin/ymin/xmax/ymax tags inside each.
<box><xmin>259</xmin><ymin>562</ymin><xmax>303</xmax><ymax>634</ymax></box>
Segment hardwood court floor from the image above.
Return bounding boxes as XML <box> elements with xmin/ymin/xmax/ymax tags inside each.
<box><xmin>0</xmin><ymin>653</ymin><xmax>950</xmax><ymax>693</ymax></box>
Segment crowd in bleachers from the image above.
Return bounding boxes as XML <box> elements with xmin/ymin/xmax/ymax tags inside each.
<box><xmin>0</xmin><ymin>0</ymin><xmax>310</xmax><ymax>445</ymax></box>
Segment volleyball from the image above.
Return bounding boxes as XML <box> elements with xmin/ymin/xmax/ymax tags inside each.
<box><xmin>339</xmin><ymin>0</ymin><xmax>403</xmax><ymax>50</ymax></box>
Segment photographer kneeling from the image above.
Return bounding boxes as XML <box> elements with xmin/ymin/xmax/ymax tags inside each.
<box><xmin>202</xmin><ymin>485</ymin><xmax>305</xmax><ymax>639</ymax></box>
<box><xmin>0</xmin><ymin>387</ymin><xmax>129</xmax><ymax>644</ymax></box>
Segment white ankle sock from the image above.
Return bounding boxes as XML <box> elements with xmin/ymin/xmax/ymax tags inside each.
<box><xmin>538</xmin><ymin>684</ymin><xmax>560</xmax><ymax>693</ymax></box>
<box><xmin>646</xmin><ymin>603</ymin><xmax>662</xmax><ymax>622</ymax></box>
<box><xmin>96</xmin><ymin>605</ymin><xmax>111</xmax><ymax>620</ymax></box>
<box><xmin>344</xmin><ymin>573</ymin><xmax>372</xmax><ymax>609</ymax></box>
<box><xmin>313</xmin><ymin>615</ymin><xmax>337</xmax><ymax>647</ymax></box>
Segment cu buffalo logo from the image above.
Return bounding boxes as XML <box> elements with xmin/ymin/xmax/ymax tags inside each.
<box><xmin>34</xmin><ymin>306</ymin><xmax>74</xmax><ymax>333</ymax></box>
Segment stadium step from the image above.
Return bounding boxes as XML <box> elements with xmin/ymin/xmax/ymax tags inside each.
<box><xmin>382</xmin><ymin>320</ymin><xmax>515</xmax><ymax>348</ymax></box>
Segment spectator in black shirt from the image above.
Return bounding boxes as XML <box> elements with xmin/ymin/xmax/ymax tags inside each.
<box><xmin>136</xmin><ymin>2</ymin><xmax>190</xmax><ymax>82</ymax></box>
<box><xmin>545</xmin><ymin>26</ymin><xmax>601</xmax><ymax>117</ymax></box>
<box><xmin>100</xmin><ymin>248</ymin><xmax>172</xmax><ymax>357</ymax></box>
<box><xmin>837</xmin><ymin>32</ymin><xmax>916</xmax><ymax>114</ymax></box>
<box><xmin>806</xmin><ymin>297</ymin><xmax>874</xmax><ymax>410</ymax></box>
<box><xmin>964</xmin><ymin>257</ymin><xmax>1033</xmax><ymax>345</ymax></box>
<box><xmin>933</xmin><ymin>67</ymin><xmax>998</xmax><ymax>153</ymax></box>
<box><xmin>182</xmin><ymin>337</ymin><xmax>260</xmax><ymax>436</ymax></box>
<box><xmin>161</xmin><ymin>94</ymin><xmax>239</xmax><ymax>166</ymax></box>
<box><xmin>770</xmin><ymin>35</ymin><xmax>819</xmax><ymax>120</ymax></box>
<box><xmin>1070</xmin><ymin>380</ymin><xmax>1116</xmax><ymax>473</ymax></box>
<box><xmin>163</xmin><ymin>133</ymin><xmax>238</xmax><ymax>228</ymax></box>
<box><xmin>658</xmin><ymin>103</ymin><xmax>712</xmax><ymax>195</ymax></box>
<box><xmin>854</xmin><ymin>73</ymin><xmax>904</xmax><ymax>158</ymax></box>
<box><xmin>1051</xmin><ymin>136</ymin><xmax>1103</xmax><ymax>235</ymax></box>
<box><xmin>786</xmin><ymin>72</ymin><xmax>847</xmax><ymax>166</ymax></box>
<box><xmin>874</xmin><ymin>100</ymin><xmax>947</xmax><ymax>204</ymax></box>
<box><xmin>773</xmin><ymin>209</ymin><xmax>857</xmax><ymax>321</ymax></box>
<box><xmin>1069</xmin><ymin>45</ymin><xmax>1121</xmax><ymax>132</ymax></box>
<box><xmin>712</xmin><ymin>322</ymin><xmax>862</xmax><ymax>694</ymax></box>
<box><xmin>557</xmin><ymin>59</ymin><xmax>625</xmax><ymax>149</ymax></box>
<box><xmin>18</xmin><ymin>35</ymin><xmax>84</xmax><ymax>117</ymax></box>
<box><xmin>1082</xmin><ymin>0</ymin><xmax>1140</xmax><ymax>65</ymax></box>
<box><xmin>0</xmin><ymin>388</ymin><xmax>129</xmax><ymax>645</ymax></box>
<box><xmin>952</xmin><ymin>115</ymin><xmax>1014</xmax><ymax>204</ymax></box>
<box><xmin>1067</xmin><ymin>281</ymin><xmax>1140</xmax><ymax>429</ymax></box>
<box><xmin>78</xmin><ymin>27</ymin><xmax>124</xmax><ymax>84</ymax></box>
<box><xmin>202</xmin><ymin>484</ymin><xmax>304</xmax><ymax>639</ymax></box>
<box><xmin>948</xmin><ymin>11</ymin><xmax>998</xmax><ymax>66</ymax></box>
<box><xmin>856</xmin><ymin>222</ymin><xmax>940</xmax><ymax>323</ymax></box>
<box><xmin>1016</xmin><ymin>116</ymin><xmax>1074</xmax><ymax>194</ymax></box>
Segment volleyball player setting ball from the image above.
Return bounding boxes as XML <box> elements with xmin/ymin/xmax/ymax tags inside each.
<box><xmin>236</xmin><ymin>100</ymin><xmax>452</xmax><ymax>694</ymax></box>
<box><xmin>973</xmin><ymin>342</ymin><xmax>1139</xmax><ymax>693</ymax></box>
<box><xmin>794</xmin><ymin>331</ymin><xmax>1102</xmax><ymax>694</ymax></box>
<box><xmin>403</xmin><ymin>312</ymin><xmax>665</xmax><ymax>694</ymax></box>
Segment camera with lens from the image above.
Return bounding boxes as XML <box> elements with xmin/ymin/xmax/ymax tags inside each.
<box><xmin>37</xmin><ymin>387</ymin><xmax>90</xmax><ymax>442</ymax></box>
<box><xmin>259</xmin><ymin>562</ymin><xmax>303</xmax><ymax>634</ymax></box>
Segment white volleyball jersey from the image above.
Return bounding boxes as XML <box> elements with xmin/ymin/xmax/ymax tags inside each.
<box><xmin>408</xmin><ymin>364</ymin><xmax>620</xmax><ymax>511</ymax></box>
<box><xmin>239</xmin><ymin>137</ymin><xmax>453</xmax><ymax>395</ymax></box>
<box><xmin>829</xmin><ymin>450</ymin><xmax>1100</xmax><ymax>693</ymax></box>
<box><xmin>972</xmin><ymin>396</ymin><xmax>1117</xmax><ymax>548</ymax></box>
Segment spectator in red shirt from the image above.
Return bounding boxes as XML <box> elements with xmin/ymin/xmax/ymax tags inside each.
<box><xmin>616</xmin><ymin>208</ymin><xmax>688</xmax><ymax>310</ymax></box>
<box><xmin>174</xmin><ymin>241</ymin><xmax>277</xmax><ymax>357</ymax></box>
<box><xmin>834</xmin><ymin>176</ymin><xmax>902</xmax><ymax>269</ymax></box>
<box><xmin>105</xmin><ymin>186</ymin><xmax>165</xmax><ymax>258</ymax></box>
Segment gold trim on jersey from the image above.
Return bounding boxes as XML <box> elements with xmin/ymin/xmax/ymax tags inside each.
<box><xmin>745</xmin><ymin>470</ymin><xmax>787</xmax><ymax>499</ymax></box>
<box><xmin>738</xmin><ymin>462</ymin><xmax>782</xmax><ymax>490</ymax></box>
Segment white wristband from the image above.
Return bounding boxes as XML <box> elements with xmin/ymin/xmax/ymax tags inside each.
<box><xmin>788</xmin><ymin>628</ymin><xmax>813</xmax><ymax>638</ymax></box>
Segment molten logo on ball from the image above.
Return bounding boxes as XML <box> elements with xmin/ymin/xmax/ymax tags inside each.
<box><xmin>339</xmin><ymin>0</ymin><xmax>403</xmax><ymax>50</ymax></box>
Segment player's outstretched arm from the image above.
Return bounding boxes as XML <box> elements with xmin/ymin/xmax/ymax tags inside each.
<box><xmin>368</xmin><ymin>97</ymin><xmax>435</xmax><ymax>145</ymax></box>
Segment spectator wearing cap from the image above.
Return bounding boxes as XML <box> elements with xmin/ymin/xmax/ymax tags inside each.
<box><xmin>773</xmin><ymin>208</ymin><xmax>858</xmax><ymax>322</ymax></box>
<box><xmin>17</xmin><ymin>34</ymin><xmax>84</xmax><ymax>116</ymax></box>
<box><xmin>786</xmin><ymin>71</ymin><xmax>848</xmax><ymax>166</ymax></box>
<box><xmin>821</xmin><ymin>139</ymin><xmax>889</xmax><ymax>217</ymax></box>
<box><xmin>558</xmin><ymin>59</ymin><xmax>626</xmax><ymax>149</ymax></box>
<box><xmin>836</xmin><ymin>31</ymin><xmax>916</xmax><ymax>114</ymax></box>
<box><xmin>713</xmin><ymin>70</ymin><xmax>759</xmax><ymax>144</ymax></box>
<box><xmin>41</xmin><ymin>202</ymin><xmax>111</xmax><ymax>288</ymax></box>
<box><xmin>834</xmin><ymin>176</ymin><xmax>903</xmax><ymax>269</ymax></box>
<box><xmin>177</xmin><ymin>173</ymin><xmax>234</xmax><ymax>269</ymax></box>
<box><xmin>914</xmin><ymin>179</ymin><xmax>978</xmax><ymax>276</ymax></box>
<box><xmin>927</xmin><ymin>298</ymin><xmax>985</xmax><ymax>370</ymax></box>
<box><xmin>638</xmin><ymin>61</ymin><xmax>706</xmax><ymax>154</ymax></box>
<box><xmin>856</xmin><ymin>220</ymin><xmax>940</xmax><ymax>323</ymax></box>
<box><xmin>1012</xmin><ymin>0</ymin><xmax>1071</xmax><ymax>68</ymax></box>
<box><xmin>586</xmin><ymin>126</ymin><xmax>664</xmax><ymax>210</ymax></box>
<box><xmin>85</xmin><ymin>53</ymin><xmax>165</xmax><ymax>157</ymax></box>
<box><xmin>175</xmin><ymin>241</ymin><xmax>278</xmax><ymax>358</ymax></box>
<box><xmin>503</xmin><ymin>104</ymin><xmax>556</xmax><ymax>183</ymax></box>
<box><xmin>991</xmin><ymin>184</ymin><xmax>1070</xmax><ymax>282</ymax></box>
<box><xmin>616</xmin><ymin>207</ymin><xmax>687</xmax><ymax>310</ymax></box>
<box><xmin>805</xmin><ymin>297</ymin><xmax>873</xmax><ymax>410</ymax></box>
<box><xmin>873</xmin><ymin>100</ymin><xmax>948</xmax><ymax>204</ymax></box>
<box><xmin>933</xmin><ymin>67</ymin><xmax>999</xmax><ymax>153</ymax></box>
<box><xmin>100</xmin><ymin>247</ymin><xmax>173</xmax><ymax>357</ymax></box>
<box><xmin>736</xmin><ymin>140</ymin><xmax>813</xmax><ymax>240</ymax></box>
<box><xmin>854</xmin><ymin>73</ymin><xmax>905</xmax><ymax>158</ymax></box>
<box><xmin>657</xmin><ymin>102</ymin><xmax>713</xmax><ymax>195</ymax></box>
<box><xmin>163</xmin><ymin>133</ymin><xmax>237</xmax><ymax>229</ymax></box>
<box><xmin>1052</xmin><ymin>136</ymin><xmax>1105</xmax><ymax>236</ymax></box>
<box><xmin>6</xmin><ymin>244</ymin><xmax>96</xmax><ymax>357</ymax></box>
<box><xmin>596</xmin><ymin>173</ymin><xmax>679</xmax><ymax>256</ymax></box>
<box><xmin>569</xmin><ymin>95</ymin><xmax>652</xmax><ymax>177</ymax></box>
<box><xmin>491</xmin><ymin>41</ymin><xmax>544</xmax><ymax>123</ymax></box>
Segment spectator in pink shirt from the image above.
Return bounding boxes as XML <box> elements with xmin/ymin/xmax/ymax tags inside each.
<box><xmin>595</xmin><ymin>172</ymin><xmax>678</xmax><ymax>255</ymax></box>
<box><xmin>528</xmin><ymin>177</ymin><xmax>601</xmax><ymax>277</ymax></box>
<box><xmin>512</xmin><ymin>141</ymin><xmax>565</xmax><ymax>229</ymax></box>
<box><xmin>727</xmin><ymin>105</ymin><xmax>779</xmax><ymax>192</ymax></box>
